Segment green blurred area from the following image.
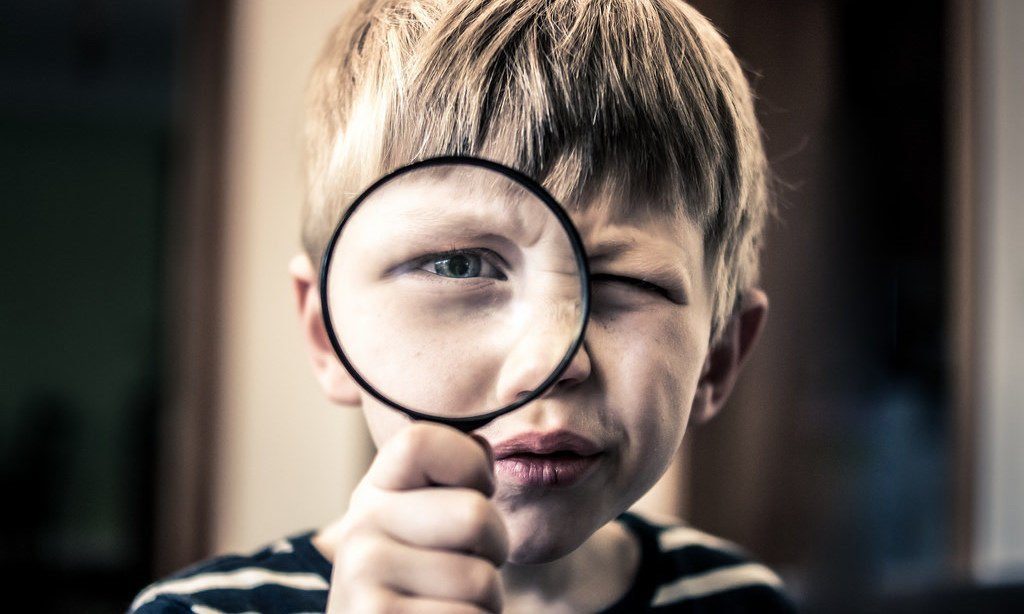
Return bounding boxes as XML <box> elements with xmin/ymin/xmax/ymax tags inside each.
<box><xmin>0</xmin><ymin>0</ymin><xmax>181</xmax><ymax>609</ymax></box>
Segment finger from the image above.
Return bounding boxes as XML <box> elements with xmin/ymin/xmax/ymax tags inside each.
<box><xmin>372</xmin><ymin>487</ymin><xmax>509</xmax><ymax>566</ymax></box>
<box><xmin>368</xmin><ymin>423</ymin><xmax>494</xmax><ymax>494</ymax></box>
<box><xmin>353</xmin><ymin>539</ymin><xmax>503</xmax><ymax>613</ymax></box>
<box><xmin>349</xmin><ymin>588</ymin><xmax>492</xmax><ymax>614</ymax></box>
<box><xmin>384</xmin><ymin>595</ymin><xmax>492</xmax><ymax>614</ymax></box>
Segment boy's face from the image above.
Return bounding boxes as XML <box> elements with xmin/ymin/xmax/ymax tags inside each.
<box><xmin>295</xmin><ymin>185</ymin><xmax>766</xmax><ymax>565</ymax></box>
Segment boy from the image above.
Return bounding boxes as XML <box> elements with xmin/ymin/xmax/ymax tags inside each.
<box><xmin>131</xmin><ymin>0</ymin><xmax>796</xmax><ymax>611</ymax></box>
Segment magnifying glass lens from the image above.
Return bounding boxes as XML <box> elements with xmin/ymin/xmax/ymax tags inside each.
<box><xmin>322</xmin><ymin>160</ymin><xmax>587</xmax><ymax>424</ymax></box>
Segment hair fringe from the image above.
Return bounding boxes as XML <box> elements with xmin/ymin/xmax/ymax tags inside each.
<box><xmin>303</xmin><ymin>0</ymin><xmax>770</xmax><ymax>344</ymax></box>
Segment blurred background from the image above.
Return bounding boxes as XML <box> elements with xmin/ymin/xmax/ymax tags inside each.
<box><xmin>1</xmin><ymin>0</ymin><xmax>1021</xmax><ymax>612</ymax></box>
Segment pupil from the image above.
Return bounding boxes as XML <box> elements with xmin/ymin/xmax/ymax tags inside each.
<box><xmin>438</xmin><ymin>254</ymin><xmax>477</xmax><ymax>278</ymax></box>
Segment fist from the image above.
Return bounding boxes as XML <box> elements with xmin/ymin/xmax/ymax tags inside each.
<box><xmin>321</xmin><ymin>423</ymin><xmax>508</xmax><ymax>613</ymax></box>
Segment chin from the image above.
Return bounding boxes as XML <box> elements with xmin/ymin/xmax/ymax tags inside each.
<box><xmin>501</xmin><ymin>503</ymin><xmax>601</xmax><ymax>565</ymax></box>
<box><xmin>507</xmin><ymin>528</ymin><xmax>581</xmax><ymax>564</ymax></box>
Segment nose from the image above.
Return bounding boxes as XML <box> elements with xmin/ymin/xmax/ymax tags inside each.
<box><xmin>494</xmin><ymin>312</ymin><xmax>592</xmax><ymax>407</ymax></box>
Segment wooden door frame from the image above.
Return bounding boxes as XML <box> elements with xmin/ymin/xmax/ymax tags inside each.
<box><xmin>154</xmin><ymin>0</ymin><xmax>232</xmax><ymax>576</ymax></box>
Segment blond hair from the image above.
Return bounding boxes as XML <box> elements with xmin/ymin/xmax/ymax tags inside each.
<box><xmin>304</xmin><ymin>0</ymin><xmax>769</xmax><ymax>344</ymax></box>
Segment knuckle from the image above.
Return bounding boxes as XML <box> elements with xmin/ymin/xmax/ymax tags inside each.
<box><xmin>350</xmin><ymin>488</ymin><xmax>387</xmax><ymax>525</ymax></box>
<box><xmin>458</xmin><ymin>491</ymin><xmax>495</xmax><ymax>536</ymax></box>
<box><xmin>351</xmin><ymin>588</ymin><xmax>394</xmax><ymax>613</ymax></box>
<box><xmin>391</xmin><ymin>424</ymin><xmax>433</xmax><ymax>462</ymax></box>
<box><xmin>464</xmin><ymin>558</ymin><xmax>499</xmax><ymax>598</ymax></box>
<box><xmin>339</xmin><ymin>535</ymin><xmax>387</xmax><ymax>581</ymax></box>
<box><xmin>349</xmin><ymin>476</ymin><xmax>376</xmax><ymax>506</ymax></box>
<box><xmin>374</xmin><ymin>596</ymin><xmax>404</xmax><ymax>614</ymax></box>
<box><xmin>333</xmin><ymin>497</ymin><xmax>385</xmax><ymax>551</ymax></box>
<box><xmin>339</xmin><ymin>502</ymin><xmax>372</xmax><ymax>535</ymax></box>
<box><xmin>446</xmin><ymin>608</ymin><xmax>487</xmax><ymax>614</ymax></box>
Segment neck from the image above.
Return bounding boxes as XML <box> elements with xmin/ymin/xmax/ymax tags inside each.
<box><xmin>499</xmin><ymin>519</ymin><xmax>639</xmax><ymax>614</ymax></box>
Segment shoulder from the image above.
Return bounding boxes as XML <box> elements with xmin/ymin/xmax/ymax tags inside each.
<box><xmin>617</xmin><ymin>510</ymin><xmax>798</xmax><ymax>612</ymax></box>
<box><xmin>128</xmin><ymin>531</ymin><xmax>332</xmax><ymax>614</ymax></box>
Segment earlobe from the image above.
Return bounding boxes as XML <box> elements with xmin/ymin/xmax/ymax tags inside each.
<box><xmin>689</xmin><ymin>287</ymin><xmax>769</xmax><ymax>425</ymax></box>
<box><xmin>289</xmin><ymin>253</ymin><xmax>362</xmax><ymax>406</ymax></box>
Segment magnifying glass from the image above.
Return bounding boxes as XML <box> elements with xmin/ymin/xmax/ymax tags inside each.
<box><xmin>319</xmin><ymin>155</ymin><xmax>590</xmax><ymax>432</ymax></box>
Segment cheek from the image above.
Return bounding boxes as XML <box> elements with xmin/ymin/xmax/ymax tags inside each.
<box><xmin>333</xmin><ymin>290</ymin><xmax>502</xmax><ymax>417</ymax></box>
<box><xmin>361</xmin><ymin>394</ymin><xmax>414</xmax><ymax>449</ymax></box>
<box><xmin>592</xmin><ymin>308</ymin><xmax>706</xmax><ymax>463</ymax></box>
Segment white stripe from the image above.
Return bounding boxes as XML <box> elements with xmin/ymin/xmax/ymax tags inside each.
<box><xmin>191</xmin><ymin>606</ymin><xmax>297</xmax><ymax>614</ymax></box>
<box><xmin>657</xmin><ymin>525</ymin><xmax>746</xmax><ymax>556</ymax></box>
<box><xmin>191</xmin><ymin>606</ymin><xmax>244</xmax><ymax>614</ymax></box>
<box><xmin>652</xmin><ymin>563</ymin><xmax>784</xmax><ymax>606</ymax></box>
<box><xmin>130</xmin><ymin>568</ymin><xmax>329</xmax><ymax>610</ymax></box>
<box><xmin>270</xmin><ymin>539</ymin><xmax>294</xmax><ymax>554</ymax></box>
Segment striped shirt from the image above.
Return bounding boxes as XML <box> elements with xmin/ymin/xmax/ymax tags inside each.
<box><xmin>129</xmin><ymin>511</ymin><xmax>796</xmax><ymax>612</ymax></box>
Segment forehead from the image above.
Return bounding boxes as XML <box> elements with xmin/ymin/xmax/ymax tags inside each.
<box><xmin>359</xmin><ymin>165</ymin><xmax>565</xmax><ymax>248</ymax></box>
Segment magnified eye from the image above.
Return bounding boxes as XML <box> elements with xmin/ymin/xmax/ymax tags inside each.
<box><xmin>416</xmin><ymin>249</ymin><xmax>508</xmax><ymax>281</ymax></box>
<box><xmin>433</xmin><ymin>253</ymin><xmax>479</xmax><ymax>278</ymax></box>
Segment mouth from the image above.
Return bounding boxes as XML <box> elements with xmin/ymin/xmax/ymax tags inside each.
<box><xmin>492</xmin><ymin>431</ymin><xmax>603</xmax><ymax>488</ymax></box>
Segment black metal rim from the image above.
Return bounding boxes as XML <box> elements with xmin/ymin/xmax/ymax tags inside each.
<box><xmin>318</xmin><ymin>155</ymin><xmax>591</xmax><ymax>432</ymax></box>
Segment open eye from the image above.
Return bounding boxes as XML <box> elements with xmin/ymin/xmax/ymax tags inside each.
<box><xmin>415</xmin><ymin>249</ymin><xmax>508</xmax><ymax>281</ymax></box>
<box><xmin>590</xmin><ymin>273</ymin><xmax>674</xmax><ymax>301</ymax></box>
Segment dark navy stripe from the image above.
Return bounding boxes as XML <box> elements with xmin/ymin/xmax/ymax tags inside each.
<box><xmin>659</xmin><ymin>544</ymin><xmax>750</xmax><ymax>579</ymax></box>
<box><xmin>131</xmin><ymin>596</ymin><xmax>192</xmax><ymax>613</ymax></box>
<box><xmin>158</xmin><ymin>531</ymin><xmax>327</xmax><ymax>580</ymax></box>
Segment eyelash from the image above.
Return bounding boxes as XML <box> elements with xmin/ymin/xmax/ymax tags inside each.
<box><xmin>590</xmin><ymin>273</ymin><xmax>674</xmax><ymax>301</ymax></box>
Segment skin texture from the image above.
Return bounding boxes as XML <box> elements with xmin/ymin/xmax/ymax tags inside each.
<box><xmin>291</xmin><ymin>203</ymin><xmax>769</xmax><ymax>612</ymax></box>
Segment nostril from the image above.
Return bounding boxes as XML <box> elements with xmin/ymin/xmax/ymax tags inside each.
<box><xmin>554</xmin><ymin>374</ymin><xmax>584</xmax><ymax>391</ymax></box>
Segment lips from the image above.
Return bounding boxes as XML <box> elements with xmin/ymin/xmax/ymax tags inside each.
<box><xmin>492</xmin><ymin>431</ymin><xmax>602</xmax><ymax>488</ymax></box>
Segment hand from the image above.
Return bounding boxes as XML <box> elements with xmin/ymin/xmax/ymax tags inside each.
<box><xmin>320</xmin><ymin>422</ymin><xmax>508</xmax><ymax>613</ymax></box>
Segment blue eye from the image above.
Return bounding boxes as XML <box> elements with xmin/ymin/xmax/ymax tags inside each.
<box><xmin>416</xmin><ymin>249</ymin><xmax>508</xmax><ymax>281</ymax></box>
<box><xmin>433</xmin><ymin>253</ymin><xmax>479</xmax><ymax>277</ymax></box>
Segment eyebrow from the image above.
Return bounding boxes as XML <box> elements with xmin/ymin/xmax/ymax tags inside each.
<box><xmin>587</xmin><ymin>239</ymin><xmax>641</xmax><ymax>262</ymax></box>
<box><xmin>389</xmin><ymin>183</ymin><xmax>549</xmax><ymax>246</ymax></box>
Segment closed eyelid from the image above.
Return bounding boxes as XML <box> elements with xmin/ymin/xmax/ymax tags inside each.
<box><xmin>588</xmin><ymin>253</ymin><xmax>691</xmax><ymax>304</ymax></box>
<box><xmin>591</xmin><ymin>272</ymin><xmax>686</xmax><ymax>304</ymax></box>
<box><xmin>588</xmin><ymin>242</ymin><xmax>691</xmax><ymax>286</ymax></box>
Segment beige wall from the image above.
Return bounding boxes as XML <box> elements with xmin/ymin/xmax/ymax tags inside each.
<box><xmin>213</xmin><ymin>0</ymin><xmax>371</xmax><ymax>554</ymax></box>
<box><xmin>975</xmin><ymin>0</ymin><xmax>1024</xmax><ymax>583</ymax></box>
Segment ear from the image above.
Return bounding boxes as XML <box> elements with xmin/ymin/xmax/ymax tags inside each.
<box><xmin>689</xmin><ymin>287</ymin><xmax>769</xmax><ymax>425</ymax></box>
<box><xmin>289</xmin><ymin>253</ymin><xmax>362</xmax><ymax>406</ymax></box>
